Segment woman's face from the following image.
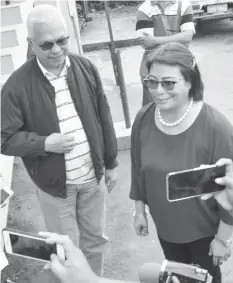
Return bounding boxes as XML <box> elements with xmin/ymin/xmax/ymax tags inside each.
<box><xmin>148</xmin><ymin>63</ymin><xmax>191</xmax><ymax>111</ymax></box>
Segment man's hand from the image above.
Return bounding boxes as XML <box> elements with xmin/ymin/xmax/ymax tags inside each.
<box><xmin>214</xmin><ymin>158</ymin><xmax>233</xmax><ymax>211</ymax></box>
<box><xmin>39</xmin><ymin>232</ymin><xmax>179</xmax><ymax>283</ymax></box>
<box><xmin>105</xmin><ymin>168</ymin><xmax>117</xmax><ymax>193</ymax></box>
<box><xmin>134</xmin><ymin>215</ymin><xmax>149</xmax><ymax>237</ymax></box>
<box><xmin>201</xmin><ymin>158</ymin><xmax>233</xmax><ymax>211</ymax></box>
<box><xmin>209</xmin><ymin>238</ymin><xmax>231</xmax><ymax>266</ymax></box>
<box><xmin>45</xmin><ymin>133</ymin><xmax>76</xmax><ymax>154</ymax></box>
<box><xmin>39</xmin><ymin>232</ymin><xmax>98</xmax><ymax>283</ymax></box>
<box><xmin>138</xmin><ymin>32</ymin><xmax>159</xmax><ymax>50</ymax></box>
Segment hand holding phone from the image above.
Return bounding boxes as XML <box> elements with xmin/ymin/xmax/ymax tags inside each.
<box><xmin>3</xmin><ymin>229</ymin><xmax>65</xmax><ymax>263</ymax></box>
<box><xmin>202</xmin><ymin>159</ymin><xmax>233</xmax><ymax>211</ymax></box>
<box><xmin>166</xmin><ymin>164</ymin><xmax>226</xmax><ymax>202</ymax></box>
<box><xmin>39</xmin><ymin>232</ymin><xmax>97</xmax><ymax>283</ymax></box>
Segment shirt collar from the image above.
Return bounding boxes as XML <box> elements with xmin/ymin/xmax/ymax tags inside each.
<box><xmin>36</xmin><ymin>56</ymin><xmax>70</xmax><ymax>79</ymax></box>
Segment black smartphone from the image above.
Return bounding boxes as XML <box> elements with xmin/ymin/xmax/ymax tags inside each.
<box><xmin>166</xmin><ymin>164</ymin><xmax>226</xmax><ymax>202</ymax></box>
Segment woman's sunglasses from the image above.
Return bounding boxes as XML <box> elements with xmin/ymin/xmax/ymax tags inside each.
<box><xmin>144</xmin><ymin>76</ymin><xmax>184</xmax><ymax>91</ymax></box>
<box><xmin>38</xmin><ymin>36</ymin><xmax>69</xmax><ymax>51</ymax></box>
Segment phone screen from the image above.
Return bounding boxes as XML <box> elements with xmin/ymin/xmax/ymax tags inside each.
<box><xmin>167</xmin><ymin>165</ymin><xmax>226</xmax><ymax>201</ymax></box>
<box><xmin>1</xmin><ymin>189</ymin><xmax>10</xmax><ymax>205</ymax></box>
<box><xmin>9</xmin><ymin>233</ymin><xmax>57</xmax><ymax>261</ymax></box>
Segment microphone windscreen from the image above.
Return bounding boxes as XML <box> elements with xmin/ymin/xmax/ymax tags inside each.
<box><xmin>138</xmin><ymin>262</ymin><xmax>161</xmax><ymax>283</ymax></box>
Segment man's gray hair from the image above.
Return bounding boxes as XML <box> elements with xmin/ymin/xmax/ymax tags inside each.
<box><xmin>27</xmin><ymin>4</ymin><xmax>67</xmax><ymax>39</ymax></box>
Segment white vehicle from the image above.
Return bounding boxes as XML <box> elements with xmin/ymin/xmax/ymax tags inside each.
<box><xmin>191</xmin><ymin>0</ymin><xmax>233</xmax><ymax>23</ymax></box>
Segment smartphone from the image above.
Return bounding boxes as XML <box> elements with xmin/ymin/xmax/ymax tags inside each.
<box><xmin>166</xmin><ymin>164</ymin><xmax>226</xmax><ymax>202</ymax></box>
<box><xmin>0</xmin><ymin>187</ymin><xmax>14</xmax><ymax>208</ymax></box>
<box><xmin>3</xmin><ymin>229</ymin><xmax>65</xmax><ymax>263</ymax></box>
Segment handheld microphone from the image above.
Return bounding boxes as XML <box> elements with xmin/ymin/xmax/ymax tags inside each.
<box><xmin>139</xmin><ymin>262</ymin><xmax>161</xmax><ymax>283</ymax></box>
<box><xmin>138</xmin><ymin>260</ymin><xmax>213</xmax><ymax>283</ymax></box>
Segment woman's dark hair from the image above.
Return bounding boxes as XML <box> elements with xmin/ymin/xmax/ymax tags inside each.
<box><xmin>146</xmin><ymin>42</ymin><xmax>204</xmax><ymax>101</ymax></box>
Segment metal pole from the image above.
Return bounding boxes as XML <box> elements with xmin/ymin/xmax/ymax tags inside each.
<box><xmin>104</xmin><ymin>1</ymin><xmax>119</xmax><ymax>86</ymax></box>
<box><xmin>104</xmin><ymin>1</ymin><xmax>115</xmax><ymax>48</ymax></box>
<box><xmin>83</xmin><ymin>0</ymin><xmax>89</xmax><ymax>21</ymax></box>
<box><xmin>115</xmin><ymin>49</ymin><xmax>131</xmax><ymax>128</ymax></box>
<box><xmin>67</xmin><ymin>0</ymin><xmax>83</xmax><ymax>56</ymax></box>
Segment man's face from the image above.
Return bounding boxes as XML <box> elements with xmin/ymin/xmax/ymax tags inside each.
<box><xmin>28</xmin><ymin>17</ymin><xmax>69</xmax><ymax>70</ymax></box>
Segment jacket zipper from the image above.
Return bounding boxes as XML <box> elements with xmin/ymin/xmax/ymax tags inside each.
<box><xmin>66</xmin><ymin>67</ymin><xmax>102</xmax><ymax>181</ymax></box>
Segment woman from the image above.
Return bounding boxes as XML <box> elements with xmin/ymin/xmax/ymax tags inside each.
<box><xmin>130</xmin><ymin>42</ymin><xmax>233</xmax><ymax>283</ymax></box>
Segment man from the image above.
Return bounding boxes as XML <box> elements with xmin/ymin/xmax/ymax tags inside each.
<box><xmin>1</xmin><ymin>5</ymin><xmax>118</xmax><ymax>276</ymax></box>
<box><xmin>136</xmin><ymin>0</ymin><xmax>195</xmax><ymax>106</ymax></box>
<box><xmin>40</xmin><ymin>158</ymin><xmax>233</xmax><ymax>283</ymax></box>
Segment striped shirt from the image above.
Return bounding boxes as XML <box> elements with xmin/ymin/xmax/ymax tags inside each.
<box><xmin>37</xmin><ymin>57</ymin><xmax>95</xmax><ymax>184</ymax></box>
<box><xmin>136</xmin><ymin>0</ymin><xmax>195</xmax><ymax>77</ymax></box>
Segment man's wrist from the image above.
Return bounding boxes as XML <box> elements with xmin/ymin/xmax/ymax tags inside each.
<box><xmin>153</xmin><ymin>36</ymin><xmax>168</xmax><ymax>46</ymax></box>
<box><xmin>35</xmin><ymin>136</ymin><xmax>48</xmax><ymax>155</ymax></box>
<box><xmin>150</xmin><ymin>36</ymin><xmax>158</xmax><ymax>47</ymax></box>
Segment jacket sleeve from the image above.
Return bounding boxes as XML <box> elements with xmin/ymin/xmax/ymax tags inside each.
<box><xmin>90</xmin><ymin>63</ymin><xmax>118</xmax><ymax>170</ymax></box>
<box><xmin>1</xmin><ymin>86</ymin><xmax>47</xmax><ymax>157</ymax></box>
<box><xmin>129</xmin><ymin>114</ymin><xmax>147</xmax><ymax>203</ymax></box>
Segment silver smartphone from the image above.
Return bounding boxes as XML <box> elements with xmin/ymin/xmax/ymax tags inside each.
<box><xmin>0</xmin><ymin>186</ymin><xmax>14</xmax><ymax>208</ymax></box>
<box><xmin>166</xmin><ymin>164</ymin><xmax>226</xmax><ymax>202</ymax></box>
<box><xmin>3</xmin><ymin>229</ymin><xmax>65</xmax><ymax>263</ymax></box>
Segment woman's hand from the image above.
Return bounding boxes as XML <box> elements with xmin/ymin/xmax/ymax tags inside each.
<box><xmin>209</xmin><ymin>238</ymin><xmax>232</xmax><ymax>266</ymax></box>
<box><xmin>134</xmin><ymin>214</ymin><xmax>149</xmax><ymax>236</ymax></box>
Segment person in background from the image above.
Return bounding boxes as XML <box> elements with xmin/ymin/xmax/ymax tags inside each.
<box><xmin>1</xmin><ymin>4</ymin><xmax>118</xmax><ymax>276</ymax></box>
<box><xmin>130</xmin><ymin>42</ymin><xmax>233</xmax><ymax>283</ymax></box>
<box><xmin>136</xmin><ymin>0</ymin><xmax>195</xmax><ymax>106</ymax></box>
<box><xmin>40</xmin><ymin>158</ymin><xmax>233</xmax><ymax>283</ymax></box>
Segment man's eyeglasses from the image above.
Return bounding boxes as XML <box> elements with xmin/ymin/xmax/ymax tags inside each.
<box><xmin>38</xmin><ymin>36</ymin><xmax>69</xmax><ymax>51</ymax></box>
<box><xmin>144</xmin><ymin>76</ymin><xmax>184</xmax><ymax>91</ymax></box>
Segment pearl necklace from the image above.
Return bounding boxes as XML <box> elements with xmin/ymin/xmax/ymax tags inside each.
<box><xmin>158</xmin><ymin>98</ymin><xmax>194</xmax><ymax>127</ymax></box>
